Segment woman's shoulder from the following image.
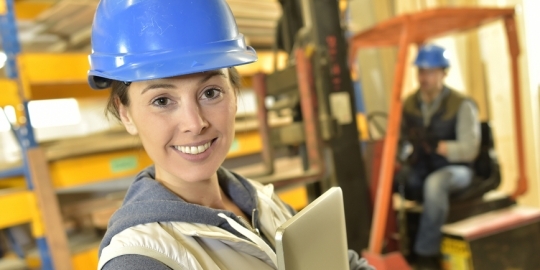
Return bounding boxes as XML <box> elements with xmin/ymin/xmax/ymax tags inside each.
<box><xmin>99</xmin><ymin>222</ymin><xmax>207</xmax><ymax>270</ymax></box>
<box><xmin>101</xmin><ymin>254</ymin><xmax>172</xmax><ymax>270</ymax></box>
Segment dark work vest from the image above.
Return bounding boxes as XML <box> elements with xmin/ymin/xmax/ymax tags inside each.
<box><xmin>402</xmin><ymin>87</ymin><xmax>471</xmax><ymax>172</ymax></box>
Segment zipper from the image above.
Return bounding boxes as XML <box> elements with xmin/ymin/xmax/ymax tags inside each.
<box><xmin>251</xmin><ymin>208</ymin><xmax>258</xmax><ymax>231</ymax></box>
<box><xmin>218</xmin><ymin>213</ymin><xmax>277</xmax><ymax>266</ymax></box>
<box><xmin>237</xmin><ymin>212</ymin><xmax>260</xmax><ymax>236</ymax></box>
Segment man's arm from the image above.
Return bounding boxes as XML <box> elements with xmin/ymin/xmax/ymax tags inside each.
<box><xmin>397</xmin><ymin>113</ymin><xmax>412</xmax><ymax>164</ymax></box>
<box><xmin>437</xmin><ymin>100</ymin><xmax>480</xmax><ymax>162</ymax></box>
<box><xmin>348</xmin><ymin>250</ymin><xmax>375</xmax><ymax>270</ymax></box>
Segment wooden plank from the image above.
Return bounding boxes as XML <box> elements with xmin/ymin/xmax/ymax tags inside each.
<box><xmin>61</xmin><ymin>193</ymin><xmax>124</xmax><ymax>220</ymax></box>
<box><xmin>42</xmin><ymin>129</ymin><xmax>141</xmax><ymax>161</ymax></box>
<box><xmin>27</xmin><ymin>147</ymin><xmax>72</xmax><ymax>270</ymax></box>
<box><xmin>91</xmin><ymin>206</ymin><xmax>119</xmax><ymax>230</ymax></box>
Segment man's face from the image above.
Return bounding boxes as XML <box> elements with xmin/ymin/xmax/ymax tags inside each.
<box><xmin>417</xmin><ymin>68</ymin><xmax>446</xmax><ymax>95</ymax></box>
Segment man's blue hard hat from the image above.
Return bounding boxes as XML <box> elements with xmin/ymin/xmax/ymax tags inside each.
<box><xmin>414</xmin><ymin>44</ymin><xmax>450</xmax><ymax>69</ymax></box>
<box><xmin>87</xmin><ymin>0</ymin><xmax>257</xmax><ymax>89</ymax></box>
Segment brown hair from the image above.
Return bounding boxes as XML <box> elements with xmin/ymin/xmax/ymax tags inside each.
<box><xmin>105</xmin><ymin>67</ymin><xmax>241</xmax><ymax>120</ymax></box>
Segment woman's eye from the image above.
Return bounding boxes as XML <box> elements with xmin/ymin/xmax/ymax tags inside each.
<box><xmin>202</xmin><ymin>88</ymin><xmax>222</xmax><ymax>100</ymax></box>
<box><xmin>152</xmin><ymin>97</ymin><xmax>170</xmax><ymax>106</ymax></box>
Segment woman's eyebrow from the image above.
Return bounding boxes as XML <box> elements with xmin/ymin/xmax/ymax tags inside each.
<box><xmin>199</xmin><ymin>70</ymin><xmax>226</xmax><ymax>84</ymax></box>
<box><xmin>140</xmin><ymin>70</ymin><xmax>225</xmax><ymax>94</ymax></box>
<box><xmin>141</xmin><ymin>83</ymin><xmax>177</xmax><ymax>95</ymax></box>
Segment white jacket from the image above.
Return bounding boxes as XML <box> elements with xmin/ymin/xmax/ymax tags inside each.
<box><xmin>98</xmin><ymin>180</ymin><xmax>293</xmax><ymax>270</ymax></box>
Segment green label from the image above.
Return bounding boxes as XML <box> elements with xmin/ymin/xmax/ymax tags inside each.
<box><xmin>110</xmin><ymin>156</ymin><xmax>138</xmax><ymax>173</ymax></box>
<box><xmin>229</xmin><ymin>138</ymin><xmax>240</xmax><ymax>152</ymax></box>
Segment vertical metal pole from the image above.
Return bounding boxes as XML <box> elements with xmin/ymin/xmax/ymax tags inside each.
<box><xmin>0</xmin><ymin>1</ymin><xmax>56</xmax><ymax>269</ymax></box>
<box><xmin>504</xmin><ymin>15</ymin><xmax>528</xmax><ymax>200</ymax></box>
<box><xmin>252</xmin><ymin>73</ymin><xmax>275</xmax><ymax>175</ymax></box>
<box><xmin>295</xmin><ymin>48</ymin><xmax>324</xmax><ymax>174</ymax></box>
<box><xmin>368</xmin><ymin>23</ymin><xmax>410</xmax><ymax>254</ymax></box>
<box><xmin>0</xmin><ymin>0</ymin><xmax>20</xmax><ymax>79</ymax></box>
<box><xmin>36</xmin><ymin>238</ymin><xmax>54</xmax><ymax>270</ymax></box>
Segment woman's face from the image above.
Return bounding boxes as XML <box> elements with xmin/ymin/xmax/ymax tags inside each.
<box><xmin>118</xmin><ymin>69</ymin><xmax>236</xmax><ymax>185</ymax></box>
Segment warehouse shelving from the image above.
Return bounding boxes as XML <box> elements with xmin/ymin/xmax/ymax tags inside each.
<box><xmin>1</xmin><ymin>0</ymin><xmax>61</xmax><ymax>269</ymax></box>
<box><xmin>0</xmin><ymin>4</ymin><xmax>267</xmax><ymax>270</ymax></box>
<box><xmin>0</xmin><ymin>0</ymin><xmax>308</xmax><ymax>268</ymax></box>
<box><xmin>0</xmin><ymin>24</ymin><xmax>279</xmax><ymax>270</ymax></box>
<box><xmin>0</xmin><ymin>82</ymin><xmax>267</xmax><ymax>270</ymax></box>
<box><xmin>1</xmin><ymin>90</ymin><xmax>267</xmax><ymax>269</ymax></box>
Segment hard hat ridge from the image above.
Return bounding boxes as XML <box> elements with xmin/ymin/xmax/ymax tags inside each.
<box><xmin>414</xmin><ymin>44</ymin><xmax>450</xmax><ymax>69</ymax></box>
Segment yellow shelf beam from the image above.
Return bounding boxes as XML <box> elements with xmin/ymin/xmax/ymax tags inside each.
<box><xmin>277</xmin><ymin>187</ymin><xmax>308</xmax><ymax>210</ymax></box>
<box><xmin>227</xmin><ymin>130</ymin><xmax>262</xmax><ymax>158</ymax></box>
<box><xmin>16</xmin><ymin>52</ymin><xmax>288</xmax><ymax>85</ymax></box>
<box><xmin>12</xmin><ymin>52</ymin><xmax>288</xmax><ymax>101</ymax></box>
<box><xmin>26</xmin><ymin>240</ymin><xmax>100</xmax><ymax>270</ymax></box>
<box><xmin>0</xmin><ymin>79</ymin><xmax>20</xmax><ymax>107</ymax></box>
<box><xmin>14</xmin><ymin>1</ymin><xmax>54</xmax><ymax>20</ymax></box>
<box><xmin>235</xmin><ymin>51</ymin><xmax>288</xmax><ymax>76</ymax></box>
<box><xmin>0</xmin><ymin>189</ymin><xmax>35</xmax><ymax>229</ymax></box>
<box><xmin>0</xmin><ymin>176</ymin><xmax>26</xmax><ymax>189</ymax></box>
<box><xmin>49</xmin><ymin>149</ymin><xmax>153</xmax><ymax>189</ymax></box>
<box><xmin>47</xmin><ymin>130</ymin><xmax>261</xmax><ymax>189</ymax></box>
<box><xmin>17</xmin><ymin>53</ymin><xmax>108</xmax><ymax>101</ymax></box>
<box><xmin>71</xmin><ymin>246</ymin><xmax>99</xmax><ymax>270</ymax></box>
<box><xmin>18</xmin><ymin>53</ymin><xmax>88</xmax><ymax>84</ymax></box>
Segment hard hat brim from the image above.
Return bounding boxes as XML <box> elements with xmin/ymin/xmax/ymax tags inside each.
<box><xmin>88</xmin><ymin>46</ymin><xmax>257</xmax><ymax>89</ymax></box>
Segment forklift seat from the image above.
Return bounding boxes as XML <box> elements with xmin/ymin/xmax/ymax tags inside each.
<box><xmin>450</xmin><ymin>122</ymin><xmax>501</xmax><ymax>202</ymax></box>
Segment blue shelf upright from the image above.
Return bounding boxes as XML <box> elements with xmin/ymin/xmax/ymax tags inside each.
<box><xmin>0</xmin><ymin>0</ymin><xmax>54</xmax><ymax>269</ymax></box>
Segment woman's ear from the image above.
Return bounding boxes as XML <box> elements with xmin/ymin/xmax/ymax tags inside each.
<box><xmin>116</xmin><ymin>97</ymin><xmax>138</xmax><ymax>135</ymax></box>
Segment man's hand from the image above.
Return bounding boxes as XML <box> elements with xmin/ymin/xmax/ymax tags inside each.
<box><xmin>436</xmin><ymin>141</ymin><xmax>448</xmax><ymax>156</ymax></box>
<box><xmin>422</xmin><ymin>130</ymin><xmax>439</xmax><ymax>153</ymax></box>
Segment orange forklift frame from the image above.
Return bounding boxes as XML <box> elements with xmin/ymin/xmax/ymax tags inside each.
<box><xmin>348</xmin><ymin>7</ymin><xmax>527</xmax><ymax>268</ymax></box>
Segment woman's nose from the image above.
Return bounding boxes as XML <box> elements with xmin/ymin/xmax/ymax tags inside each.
<box><xmin>179</xmin><ymin>103</ymin><xmax>209</xmax><ymax>134</ymax></box>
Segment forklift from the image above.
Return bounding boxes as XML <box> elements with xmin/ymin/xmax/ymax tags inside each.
<box><xmin>253</xmin><ymin>1</ymin><xmax>539</xmax><ymax>269</ymax></box>
<box><xmin>349</xmin><ymin>6</ymin><xmax>539</xmax><ymax>270</ymax></box>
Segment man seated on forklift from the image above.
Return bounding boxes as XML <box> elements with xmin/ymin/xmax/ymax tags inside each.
<box><xmin>396</xmin><ymin>44</ymin><xmax>481</xmax><ymax>269</ymax></box>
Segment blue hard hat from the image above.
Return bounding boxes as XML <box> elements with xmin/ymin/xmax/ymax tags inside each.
<box><xmin>414</xmin><ymin>44</ymin><xmax>450</xmax><ymax>69</ymax></box>
<box><xmin>87</xmin><ymin>0</ymin><xmax>257</xmax><ymax>89</ymax></box>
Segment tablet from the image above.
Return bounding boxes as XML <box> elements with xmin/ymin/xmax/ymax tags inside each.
<box><xmin>275</xmin><ymin>187</ymin><xmax>349</xmax><ymax>270</ymax></box>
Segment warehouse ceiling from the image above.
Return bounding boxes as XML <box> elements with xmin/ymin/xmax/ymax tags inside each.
<box><xmin>12</xmin><ymin>0</ymin><xmax>281</xmax><ymax>53</ymax></box>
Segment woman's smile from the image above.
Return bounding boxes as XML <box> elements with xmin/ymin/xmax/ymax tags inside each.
<box><xmin>172</xmin><ymin>138</ymin><xmax>219</xmax><ymax>161</ymax></box>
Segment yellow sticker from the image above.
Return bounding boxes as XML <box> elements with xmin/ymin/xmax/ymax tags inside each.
<box><xmin>442</xmin><ymin>237</ymin><xmax>473</xmax><ymax>270</ymax></box>
<box><xmin>110</xmin><ymin>156</ymin><xmax>138</xmax><ymax>173</ymax></box>
<box><xmin>229</xmin><ymin>138</ymin><xmax>240</xmax><ymax>152</ymax></box>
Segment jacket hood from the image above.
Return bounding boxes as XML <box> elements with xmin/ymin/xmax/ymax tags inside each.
<box><xmin>98</xmin><ymin>166</ymin><xmax>259</xmax><ymax>256</ymax></box>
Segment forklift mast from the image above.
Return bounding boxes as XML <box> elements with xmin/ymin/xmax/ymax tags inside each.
<box><xmin>270</xmin><ymin>0</ymin><xmax>373</xmax><ymax>252</ymax></box>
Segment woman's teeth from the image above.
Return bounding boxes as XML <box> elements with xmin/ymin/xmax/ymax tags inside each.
<box><xmin>175</xmin><ymin>142</ymin><xmax>212</xmax><ymax>155</ymax></box>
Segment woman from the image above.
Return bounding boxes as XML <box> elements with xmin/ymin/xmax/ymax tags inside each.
<box><xmin>89</xmin><ymin>1</ymin><xmax>372</xmax><ymax>269</ymax></box>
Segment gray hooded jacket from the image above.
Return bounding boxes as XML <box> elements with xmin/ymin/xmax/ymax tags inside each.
<box><xmin>99</xmin><ymin>166</ymin><xmax>373</xmax><ymax>269</ymax></box>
